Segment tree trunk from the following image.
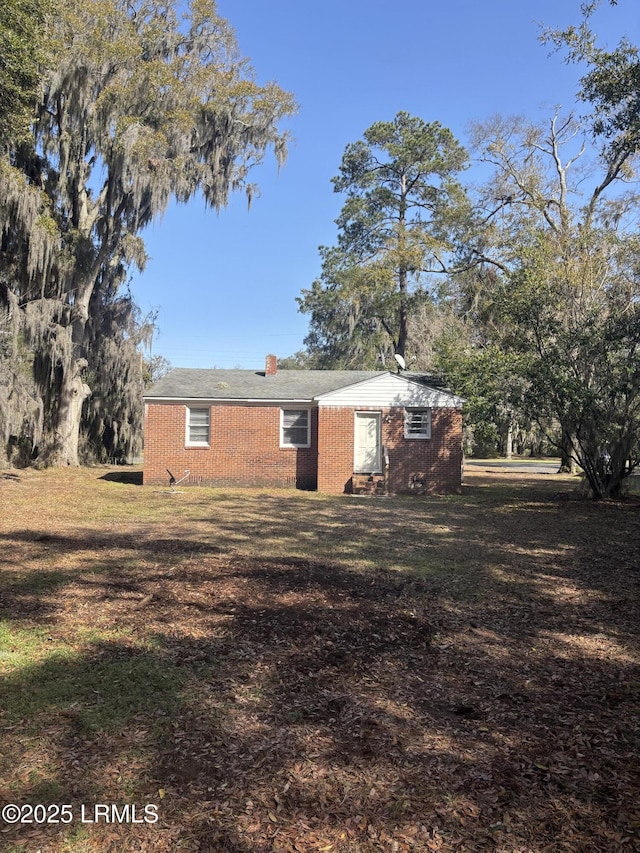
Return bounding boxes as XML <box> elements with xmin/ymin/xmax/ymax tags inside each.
<box><xmin>581</xmin><ymin>445</ymin><xmax>630</xmax><ymax>500</ymax></box>
<box><xmin>505</xmin><ymin>418</ymin><xmax>513</xmax><ymax>459</ymax></box>
<box><xmin>558</xmin><ymin>430</ymin><xmax>577</xmax><ymax>474</ymax></box>
<box><xmin>397</xmin><ymin>303</ymin><xmax>408</xmax><ymax>359</ymax></box>
<box><xmin>49</xmin><ymin>288</ymin><xmax>93</xmax><ymax>465</ymax></box>
<box><xmin>53</xmin><ymin>356</ymin><xmax>91</xmax><ymax>465</ymax></box>
<box><xmin>396</xmin><ymin>180</ymin><xmax>409</xmax><ymax>359</ymax></box>
<box><xmin>397</xmin><ymin>264</ymin><xmax>409</xmax><ymax>359</ymax></box>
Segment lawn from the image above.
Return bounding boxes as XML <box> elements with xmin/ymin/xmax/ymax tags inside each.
<box><xmin>0</xmin><ymin>467</ymin><xmax>638</xmax><ymax>852</ymax></box>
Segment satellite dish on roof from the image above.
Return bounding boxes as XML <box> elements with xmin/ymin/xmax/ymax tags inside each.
<box><xmin>394</xmin><ymin>353</ymin><xmax>406</xmax><ymax>371</ymax></box>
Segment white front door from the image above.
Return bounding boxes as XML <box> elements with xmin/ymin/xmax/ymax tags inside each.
<box><xmin>354</xmin><ymin>412</ymin><xmax>382</xmax><ymax>473</ymax></box>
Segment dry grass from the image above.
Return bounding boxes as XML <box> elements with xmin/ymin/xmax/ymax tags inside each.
<box><xmin>0</xmin><ymin>466</ymin><xmax>639</xmax><ymax>852</ymax></box>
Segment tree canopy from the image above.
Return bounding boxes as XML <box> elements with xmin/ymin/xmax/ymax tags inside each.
<box><xmin>0</xmin><ymin>0</ymin><xmax>295</xmax><ymax>465</ymax></box>
<box><xmin>0</xmin><ymin>0</ymin><xmax>49</xmax><ymax>145</ymax></box>
<box><xmin>436</xmin><ymin>103</ymin><xmax>640</xmax><ymax>497</ymax></box>
<box><xmin>291</xmin><ymin>5</ymin><xmax>640</xmax><ymax>499</ymax></box>
<box><xmin>542</xmin><ymin>0</ymin><xmax>640</xmax><ymax>170</ymax></box>
<box><xmin>298</xmin><ymin>112</ymin><xmax>470</xmax><ymax>368</ymax></box>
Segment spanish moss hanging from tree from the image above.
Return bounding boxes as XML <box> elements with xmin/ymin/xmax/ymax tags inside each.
<box><xmin>0</xmin><ymin>0</ymin><xmax>296</xmax><ymax>466</ymax></box>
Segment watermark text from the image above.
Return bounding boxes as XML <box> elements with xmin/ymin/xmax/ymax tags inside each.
<box><xmin>1</xmin><ymin>803</ymin><xmax>159</xmax><ymax>825</ymax></box>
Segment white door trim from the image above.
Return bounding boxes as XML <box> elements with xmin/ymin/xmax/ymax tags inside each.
<box><xmin>354</xmin><ymin>411</ymin><xmax>382</xmax><ymax>473</ymax></box>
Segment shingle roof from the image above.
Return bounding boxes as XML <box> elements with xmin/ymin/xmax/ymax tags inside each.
<box><xmin>144</xmin><ymin>368</ymin><xmax>447</xmax><ymax>401</ymax></box>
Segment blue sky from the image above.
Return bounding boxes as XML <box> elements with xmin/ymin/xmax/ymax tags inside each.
<box><xmin>129</xmin><ymin>0</ymin><xmax>639</xmax><ymax>369</ymax></box>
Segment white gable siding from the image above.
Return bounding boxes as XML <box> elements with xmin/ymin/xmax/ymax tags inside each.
<box><xmin>316</xmin><ymin>373</ymin><xmax>463</xmax><ymax>408</ymax></box>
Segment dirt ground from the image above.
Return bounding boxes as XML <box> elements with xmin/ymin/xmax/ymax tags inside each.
<box><xmin>0</xmin><ymin>467</ymin><xmax>639</xmax><ymax>852</ymax></box>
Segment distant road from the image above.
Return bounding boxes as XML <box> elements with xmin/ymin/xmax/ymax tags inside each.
<box><xmin>464</xmin><ymin>458</ymin><xmax>562</xmax><ymax>475</ymax></box>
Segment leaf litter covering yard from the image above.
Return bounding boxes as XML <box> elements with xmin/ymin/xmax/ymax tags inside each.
<box><xmin>0</xmin><ymin>468</ymin><xmax>639</xmax><ymax>853</ymax></box>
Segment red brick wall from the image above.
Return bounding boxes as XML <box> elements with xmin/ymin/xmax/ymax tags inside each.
<box><xmin>143</xmin><ymin>402</ymin><xmax>318</xmax><ymax>489</ymax></box>
<box><xmin>316</xmin><ymin>407</ymin><xmax>355</xmax><ymax>494</ymax></box>
<box><xmin>317</xmin><ymin>406</ymin><xmax>462</xmax><ymax>495</ymax></box>
<box><xmin>385</xmin><ymin>407</ymin><xmax>463</xmax><ymax>494</ymax></box>
<box><xmin>144</xmin><ymin>401</ymin><xmax>462</xmax><ymax>494</ymax></box>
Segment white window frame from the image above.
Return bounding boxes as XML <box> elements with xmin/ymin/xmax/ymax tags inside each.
<box><xmin>404</xmin><ymin>407</ymin><xmax>431</xmax><ymax>439</ymax></box>
<box><xmin>185</xmin><ymin>406</ymin><xmax>210</xmax><ymax>446</ymax></box>
<box><xmin>280</xmin><ymin>408</ymin><xmax>311</xmax><ymax>449</ymax></box>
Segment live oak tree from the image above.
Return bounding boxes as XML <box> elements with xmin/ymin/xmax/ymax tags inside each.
<box><xmin>298</xmin><ymin>112</ymin><xmax>470</xmax><ymax>368</ymax></box>
<box><xmin>0</xmin><ymin>0</ymin><xmax>295</xmax><ymax>465</ymax></box>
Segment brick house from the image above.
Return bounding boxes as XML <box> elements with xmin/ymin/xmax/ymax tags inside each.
<box><xmin>143</xmin><ymin>355</ymin><xmax>464</xmax><ymax>495</ymax></box>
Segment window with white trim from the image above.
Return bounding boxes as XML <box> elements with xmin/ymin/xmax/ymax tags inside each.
<box><xmin>404</xmin><ymin>408</ymin><xmax>431</xmax><ymax>439</ymax></box>
<box><xmin>281</xmin><ymin>408</ymin><xmax>310</xmax><ymax>448</ymax></box>
<box><xmin>186</xmin><ymin>407</ymin><xmax>210</xmax><ymax>445</ymax></box>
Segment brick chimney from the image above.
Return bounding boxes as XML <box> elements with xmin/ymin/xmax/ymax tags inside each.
<box><xmin>265</xmin><ymin>354</ymin><xmax>277</xmax><ymax>376</ymax></box>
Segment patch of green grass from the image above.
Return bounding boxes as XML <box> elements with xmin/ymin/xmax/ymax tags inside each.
<box><xmin>0</xmin><ymin>621</ymin><xmax>70</xmax><ymax>670</ymax></box>
<box><xmin>1</xmin><ymin>620</ymin><xmax>186</xmax><ymax>739</ymax></box>
<box><xmin>1</xmin><ymin>643</ymin><xmax>186</xmax><ymax>734</ymax></box>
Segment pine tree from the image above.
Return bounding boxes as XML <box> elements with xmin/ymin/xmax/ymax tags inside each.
<box><xmin>298</xmin><ymin>112</ymin><xmax>469</xmax><ymax>369</ymax></box>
